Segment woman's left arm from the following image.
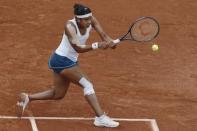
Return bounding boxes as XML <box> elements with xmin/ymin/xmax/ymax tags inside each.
<box><xmin>92</xmin><ymin>16</ymin><xmax>116</xmax><ymax>48</ymax></box>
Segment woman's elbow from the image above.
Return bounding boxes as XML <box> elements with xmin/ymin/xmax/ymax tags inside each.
<box><xmin>74</xmin><ymin>48</ymin><xmax>85</xmax><ymax>53</ymax></box>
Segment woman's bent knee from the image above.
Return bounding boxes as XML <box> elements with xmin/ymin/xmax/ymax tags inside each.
<box><xmin>79</xmin><ymin>77</ymin><xmax>95</xmax><ymax>96</ymax></box>
<box><xmin>52</xmin><ymin>87</ymin><xmax>66</xmax><ymax>100</ymax></box>
<box><xmin>53</xmin><ymin>95</ymin><xmax>65</xmax><ymax>100</ymax></box>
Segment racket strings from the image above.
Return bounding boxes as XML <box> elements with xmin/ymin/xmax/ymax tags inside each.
<box><xmin>131</xmin><ymin>18</ymin><xmax>159</xmax><ymax>42</ymax></box>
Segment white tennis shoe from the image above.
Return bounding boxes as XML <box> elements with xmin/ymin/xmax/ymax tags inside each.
<box><xmin>16</xmin><ymin>93</ymin><xmax>29</xmax><ymax>117</ymax></box>
<box><xmin>94</xmin><ymin>114</ymin><xmax>119</xmax><ymax>128</ymax></box>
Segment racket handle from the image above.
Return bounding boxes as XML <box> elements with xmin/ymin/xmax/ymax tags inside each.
<box><xmin>113</xmin><ymin>39</ymin><xmax>120</xmax><ymax>44</ymax></box>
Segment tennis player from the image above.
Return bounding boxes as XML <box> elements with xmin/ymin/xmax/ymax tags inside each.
<box><xmin>16</xmin><ymin>3</ymin><xmax>119</xmax><ymax>127</ymax></box>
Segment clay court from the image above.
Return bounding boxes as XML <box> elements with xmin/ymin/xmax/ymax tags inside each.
<box><xmin>0</xmin><ymin>0</ymin><xmax>197</xmax><ymax>131</ymax></box>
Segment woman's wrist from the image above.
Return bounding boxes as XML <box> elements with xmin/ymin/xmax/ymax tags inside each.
<box><xmin>91</xmin><ymin>42</ymin><xmax>99</xmax><ymax>50</ymax></box>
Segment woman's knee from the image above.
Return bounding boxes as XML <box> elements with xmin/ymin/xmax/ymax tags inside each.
<box><xmin>79</xmin><ymin>77</ymin><xmax>95</xmax><ymax>96</ymax></box>
<box><xmin>53</xmin><ymin>90</ymin><xmax>65</xmax><ymax>100</ymax></box>
<box><xmin>53</xmin><ymin>94</ymin><xmax>65</xmax><ymax>100</ymax></box>
<box><xmin>52</xmin><ymin>86</ymin><xmax>67</xmax><ymax>100</ymax></box>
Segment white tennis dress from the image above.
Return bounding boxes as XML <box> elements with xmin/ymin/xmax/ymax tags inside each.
<box><xmin>55</xmin><ymin>18</ymin><xmax>92</xmax><ymax>62</ymax></box>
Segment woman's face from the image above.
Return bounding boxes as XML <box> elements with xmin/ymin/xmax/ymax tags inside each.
<box><xmin>77</xmin><ymin>16</ymin><xmax>92</xmax><ymax>28</ymax></box>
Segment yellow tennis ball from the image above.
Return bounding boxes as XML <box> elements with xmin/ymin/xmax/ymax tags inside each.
<box><xmin>152</xmin><ymin>44</ymin><xmax>159</xmax><ymax>51</ymax></box>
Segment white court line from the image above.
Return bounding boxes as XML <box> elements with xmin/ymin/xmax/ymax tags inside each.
<box><xmin>29</xmin><ymin>118</ymin><xmax>39</xmax><ymax>131</ymax></box>
<box><xmin>150</xmin><ymin>119</ymin><xmax>160</xmax><ymax>131</ymax></box>
<box><xmin>0</xmin><ymin>115</ymin><xmax>159</xmax><ymax>131</ymax></box>
<box><xmin>0</xmin><ymin>115</ymin><xmax>153</xmax><ymax>121</ymax></box>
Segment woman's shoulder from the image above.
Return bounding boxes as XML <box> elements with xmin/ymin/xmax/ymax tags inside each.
<box><xmin>65</xmin><ymin>19</ymin><xmax>77</xmax><ymax>33</ymax></box>
<box><xmin>65</xmin><ymin>18</ymin><xmax>75</xmax><ymax>26</ymax></box>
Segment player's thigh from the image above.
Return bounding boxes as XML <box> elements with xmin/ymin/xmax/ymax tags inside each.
<box><xmin>59</xmin><ymin>65</ymin><xmax>90</xmax><ymax>85</ymax></box>
<box><xmin>53</xmin><ymin>72</ymin><xmax>70</xmax><ymax>94</ymax></box>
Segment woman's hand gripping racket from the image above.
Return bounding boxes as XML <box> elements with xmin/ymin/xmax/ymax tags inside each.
<box><xmin>113</xmin><ymin>17</ymin><xmax>160</xmax><ymax>45</ymax></box>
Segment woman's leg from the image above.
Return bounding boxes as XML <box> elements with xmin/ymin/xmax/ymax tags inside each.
<box><xmin>60</xmin><ymin>65</ymin><xmax>104</xmax><ymax>116</ymax></box>
<box><xmin>60</xmin><ymin>65</ymin><xmax>119</xmax><ymax>127</ymax></box>
<box><xmin>84</xmin><ymin>94</ymin><xmax>104</xmax><ymax>116</ymax></box>
<box><xmin>16</xmin><ymin>72</ymin><xmax>70</xmax><ymax>116</ymax></box>
<box><xmin>29</xmin><ymin>73</ymin><xmax>70</xmax><ymax>101</ymax></box>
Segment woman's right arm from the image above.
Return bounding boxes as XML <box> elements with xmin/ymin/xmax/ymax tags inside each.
<box><xmin>65</xmin><ymin>22</ymin><xmax>108</xmax><ymax>53</ymax></box>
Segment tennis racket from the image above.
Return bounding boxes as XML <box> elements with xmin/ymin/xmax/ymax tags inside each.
<box><xmin>113</xmin><ymin>16</ymin><xmax>160</xmax><ymax>44</ymax></box>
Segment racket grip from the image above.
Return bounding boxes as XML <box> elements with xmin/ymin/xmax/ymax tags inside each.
<box><xmin>113</xmin><ymin>39</ymin><xmax>120</xmax><ymax>44</ymax></box>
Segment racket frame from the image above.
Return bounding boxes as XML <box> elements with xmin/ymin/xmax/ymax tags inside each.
<box><xmin>114</xmin><ymin>16</ymin><xmax>160</xmax><ymax>44</ymax></box>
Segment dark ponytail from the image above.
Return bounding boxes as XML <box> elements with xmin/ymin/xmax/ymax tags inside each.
<box><xmin>73</xmin><ymin>3</ymin><xmax>91</xmax><ymax>16</ymax></box>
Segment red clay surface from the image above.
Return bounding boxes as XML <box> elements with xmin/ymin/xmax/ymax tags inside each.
<box><xmin>0</xmin><ymin>119</ymin><xmax>31</xmax><ymax>131</ymax></box>
<box><xmin>38</xmin><ymin>120</ymin><xmax>151</xmax><ymax>131</ymax></box>
<box><xmin>0</xmin><ymin>0</ymin><xmax>197</xmax><ymax>131</ymax></box>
